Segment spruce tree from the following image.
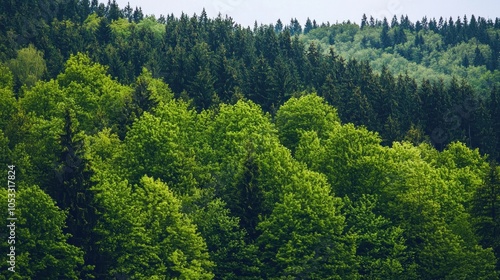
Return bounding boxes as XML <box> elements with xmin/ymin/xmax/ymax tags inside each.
<box><xmin>53</xmin><ymin>109</ymin><xmax>99</xmax><ymax>278</ymax></box>
<box><xmin>471</xmin><ymin>162</ymin><xmax>500</xmax><ymax>268</ymax></box>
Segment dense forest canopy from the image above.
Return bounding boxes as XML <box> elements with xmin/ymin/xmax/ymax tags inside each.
<box><xmin>0</xmin><ymin>0</ymin><xmax>500</xmax><ymax>279</ymax></box>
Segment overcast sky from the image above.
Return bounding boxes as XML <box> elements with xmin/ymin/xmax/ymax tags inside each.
<box><xmin>115</xmin><ymin>0</ymin><xmax>498</xmax><ymax>27</ymax></box>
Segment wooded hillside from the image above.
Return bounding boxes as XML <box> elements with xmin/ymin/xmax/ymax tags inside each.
<box><xmin>0</xmin><ymin>1</ymin><xmax>499</xmax><ymax>279</ymax></box>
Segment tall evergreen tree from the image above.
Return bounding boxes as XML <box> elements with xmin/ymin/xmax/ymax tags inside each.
<box><xmin>361</xmin><ymin>14</ymin><xmax>368</xmax><ymax>29</ymax></box>
<box><xmin>275</xmin><ymin>19</ymin><xmax>283</xmax><ymax>33</ymax></box>
<box><xmin>380</xmin><ymin>18</ymin><xmax>392</xmax><ymax>48</ymax></box>
<box><xmin>472</xmin><ymin>162</ymin><xmax>500</xmax><ymax>268</ymax></box>
<box><xmin>474</xmin><ymin>46</ymin><xmax>486</xmax><ymax>66</ymax></box>
<box><xmin>304</xmin><ymin>17</ymin><xmax>313</xmax><ymax>34</ymax></box>
<box><xmin>53</xmin><ymin>109</ymin><xmax>99</xmax><ymax>278</ymax></box>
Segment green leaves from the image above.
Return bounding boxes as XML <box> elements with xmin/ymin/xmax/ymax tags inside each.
<box><xmin>20</xmin><ymin>79</ymin><xmax>66</xmax><ymax>120</ymax></box>
<box><xmin>0</xmin><ymin>63</ymin><xmax>14</xmax><ymax>91</ymax></box>
<box><xmin>275</xmin><ymin>93</ymin><xmax>340</xmax><ymax>153</ymax></box>
<box><xmin>343</xmin><ymin>195</ymin><xmax>408</xmax><ymax>279</ymax></box>
<box><xmin>122</xmin><ymin>100</ymin><xmax>201</xmax><ymax>194</ymax></box>
<box><xmin>7</xmin><ymin>45</ymin><xmax>47</xmax><ymax>91</ymax></box>
<box><xmin>257</xmin><ymin>170</ymin><xmax>358</xmax><ymax>279</ymax></box>
<box><xmin>0</xmin><ymin>185</ymin><xmax>85</xmax><ymax>279</ymax></box>
<box><xmin>1</xmin><ymin>12</ymin><xmax>499</xmax><ymax>277</ymax></box>
<box><xmin>19</xmin><ymin>53</ymin><xmax>132</xmax><ymax>135</ymax></box>
<box><xmin>0</xmin><ymin>86</ymin><xmax>16</xmax><ymax>131</ymax></box>
<box><xmin>93</xmin><ymin>176</ymin><xmax>213</xmax><ymax>279</ymax></box>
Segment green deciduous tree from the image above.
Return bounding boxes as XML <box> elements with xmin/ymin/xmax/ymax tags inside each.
<box><xmin>203</xmin><ymin>100</ymin><xmax>286</xmax><ymax>233</ymax></box>
<box><xmin>121</xmin><ymin>99</ymin><xmax>201</xmax><ymax>194</ymax></box>
<box><xmin>321</xmin><ymin>123</ymin><xmax>384</xmax><ymax>198</ymax></box>
<box><xmin>257</xmin><ymin>170</ymin><xmax>358</xmax><ymax>279</ymax></box>
<box><xmin>0</xmin><ymin>185</ymin><xmax>85</xmax><ymax>279</ymax></box>
<box><xmin>0</xmin><ymin>63</ymin><xmax>14</xmax><ymax>90</ymax></box>
<box><xmin>93</xmin><ymin>176</ymin><xmax>213</xmax><ymax>279</ymax></box>
<box><xmin>7</xmin><ymin>45</ymin><xmax>47</xmax><ymax>92</ymax></box>
<box><xmin>57</xmin><ymin>53</ymin><xmax>132</xmax><ymax>134</ymax></box>
<box><xmin>0</xmin><ymin>86</ymin><xmax>17</xmax><ymax>132</ymax></box>
<box><xmin>343</xmin><ymin>195</ymin><xmax>410</xmax><ymax>279</ymax></box>
<box><xmin>275</xmin><ymin>93</ymin><xmax>340</xmax><ymax>153</ymax></box>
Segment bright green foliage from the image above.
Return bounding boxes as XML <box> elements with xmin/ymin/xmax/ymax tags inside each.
<box><xmin>0</xmin><ymin>129</ymin><xmax>11</xmax><ymax>166</ymax></box>
<box><xmin>205</xmin><ymin>101</ymin><xmax>276</xmax><ymax>163</ymax></box>
<box><xmin>16</xmin><ymin>81</ymin><xmax>78</xmax><ymax>188</ymax></box>
<box><xmin>257</xmin><ymin>169</ymin><xmax>358</xmax><ymax>279</ymax></box>
<box><xmin>19</xmin><ymin>53</ymin><xmax>132</xmax><ymax>134</ymax></box>
<box><xmin>7</xmin><ymin>45</ymin><xmax>47</xmax><ymax>91</ymax></box>
<box><xmin>136</xmin><ymin>15</ymin><xmax>166</xmax><ymax>41</ymax></box>
<box><xmin>275</xmin><ymin>93</ymin><xmax>340</xmax><ymax>153</ymax></box>
<box><xmin>134</xmin><ymin>177</ymin><xmax>213</xmax><ymax>279</ymax></box>
<box><xmin>202</xmin><ymin>101</ymin><xmax>298</xmax><ymax>228</ymax></box>
<box><xmin>83</xmin><ymin>13</ymin><xmax>101</xmax><ymax>33</ymax></box>
<box><xmin>290</xmin><ymin>116</ymin><xmax>498</xmax><ymax>279</ymax></box>
<box><xmin>295</xmin><ymin>130</ymin><xmax>326</xmax><ymax>170</ymax></box>
<box><xmin>413</xmin><ymin>218</ymin><xmax>497</xmax><ymax>279</ymax></box>
<box><xmin>121</xmin><ymin>100</ymin><xmax>200</xmax><ymax>194</ymax></box>
<box><xmin>277</xmin><ymin>94</ymin><xmax>385</xmax><ymax>198</ymax></box>
<box><xmin>0</xmin><ymin>63</ymin><xmax>14</xmax><ymax>90</ymax></box>
<box><xmin>110</xmin><ymin>17</ymin><xmax>132</xmax><ymax>40</ymax></box>
<box><xmin>0</xmin><ymin>185</ymin><xmax>84</xmax><ymax>279</ymax></box>
<box><xmin>19</xmin><ymin>79</ymin><xmax>66</xmax><ymax>120</ymax></box>
<box><xmin>2</xmin><ymin>4</ymin><xmax>500</xmax><ymax>278</ymax></box>
<box><xmin>129</xmin><ymin>68</ymin><xmax>174</xmax><ymax>120</ymax></box>
<box><xmin>382</xmin><ymin>142</ymin><xmax>498</xmax><ymax>279</ymax></box>
<box><xmin>93</xmin><ymin>176</ymin><xmax>213</xmax><ymax>279</ymax></box>
<box><xmin>13</xmin><ymin>115</ymin><xmax>64</xmax><ymax>187</ymax></box>
<box><xmin>57</xmin><ymin>53</ymin><xmax>132</xmax><ymax>134</ymax></box>
<box><xmin>321</xmin><ymin>124</ymin><xmax>384</xmax><ymax>198</ymax></box>
<box><xmin>343</xmin><ymin>195</ymin><xmax>409</xmax><ymax>279</ymax></box>
<box><xmin>85</xmin><ymin>128</ymin><xmax>123</xmax><ymax>176</ymax></box>
<box><xmin>435</xmin><ymin>142</ymin><xmax>489</xmax><ymax>208</ymax></box>
<box><xmin>0</xmin><ymin>86</ymin><xmax>16</xmax><ymax>131</ymax></box>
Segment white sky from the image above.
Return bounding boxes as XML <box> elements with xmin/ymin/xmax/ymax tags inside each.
<box><xmin>115</xmin><ymin>0</ymin><xmax>498</xmax><ymax>27</ymax></box>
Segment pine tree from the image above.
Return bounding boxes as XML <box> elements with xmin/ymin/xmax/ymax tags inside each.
<box><xmin>490</xmin><ymin>86</ymin><xmax>500</xmax><ymax>160</ymax></box>
<box><xmin>122</xmin><ymin>2</ymin><xmax>133</xmax><ymax>22</ymax></box>
<box><xmin>230</xmin><ymin>142</ymin><xmax>263</xmax><ymax>242</ymax></box>
<box><xmin>95</xmin><ymin>17</ymin><xmax>112</xmax><ymax>45</ymax></box>
<box><xmin>275</xmin><ymin>18</ymin><xmax>283</xmax><ymax>33</ymax></box>
<box><xmin>246</xmin><ymin>55</ymin><xmax>275</xmax><ymax>111</ymax></box>
<box><xmin>106</xmin><ymin>0</ymin><xmax>121</xmax><ymax>21</ymax></box>
<box><xmin>289</xmin><ymin>18</ymin><xmax>302</xmax><ymax>35</ymax></box>
<box><xmin>471</xmin><ymin>162</ymin><xmax>500</xmax><ymax>268</ymax></box>
<box><xmin>380</xmin><ymin>18</ymin><xmax>391</xmax><ymax>48</ymax></box>
<box><xmin>361</xmin><ymin>14</ymin><xmax>368</xmax><ymax>29</ymax></box>
<box><xmin>474</xmin><ymin>46</ymin><xmax>486</xmax><ymax>66</ymax></box>
<box><xmin>132</xmin><ymin>7</ymin><xmax>143</xmax><ymax>23</ymax></box>
<box><xmin>53</xmin><ymin>109</ymin><xmax>99</xmax><ymax>278</ymax></box>
<box><xmin>391</xmin><ymin>15</ymin><xmax>399</xmax><ymax>28</ymax></box>
<box><xmin>304</xmin><ymin>17</ymin><xmax>313</xmax><ymax>34</ymax></box>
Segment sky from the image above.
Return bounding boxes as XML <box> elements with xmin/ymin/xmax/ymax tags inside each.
<box><xmin>115</xmin><ymin>0</ymin><xmax>498</xmax><ymax>27</ymax></box>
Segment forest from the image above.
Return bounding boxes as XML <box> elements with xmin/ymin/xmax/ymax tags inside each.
<box><xmin>0</xmin><ymin>0</ymin><xmax>499</xmax><ymax>279</ymax></box>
